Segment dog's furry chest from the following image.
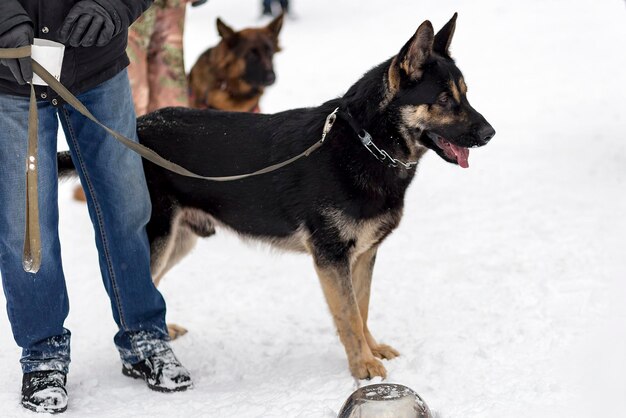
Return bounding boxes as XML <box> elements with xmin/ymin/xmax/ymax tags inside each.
<box><xmin>321</xmin><ymin>207</ymin><xmax>402</xmax><ymax>260</ymax></box>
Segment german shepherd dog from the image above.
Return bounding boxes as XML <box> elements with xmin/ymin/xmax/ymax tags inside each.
<box><xmin>188</xmin><ymin>14</ymin><xmax>283</xmax><ymax>112</ymax></box>
<box><xmin>59</xmin><ymin>14</ymin><xmax>494</xmax><ymax>379</ymax></box>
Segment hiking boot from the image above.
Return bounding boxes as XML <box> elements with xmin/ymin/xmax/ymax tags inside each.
<box><xmin>122</xmin><ymin>348</ymin><xmax>193</xmax><ymax>393</ymax></box>
<box><xmin>21</xmin><ymin>371</ymin><xmax>68</xmax><ymax>414</ymax></box>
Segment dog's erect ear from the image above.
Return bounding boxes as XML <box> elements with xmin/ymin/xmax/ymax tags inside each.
<box><xmin>433</xmin><ymin>13</ymin><xmax>458</xmax><ymax>57</ymax></box>
<box><xmin>216</xmin><ymin>18</ymin><xmax>236</xmax><ymax>40</ymax></box>
<box><xmin>397</xmin><ymin>20</ymin><xmax>434</xmax><ymax>79</ymax></box>
<box><xmin>266</xmin><ymin>13</ymin><xmax>284</xmax><ymax>39</ymax></box>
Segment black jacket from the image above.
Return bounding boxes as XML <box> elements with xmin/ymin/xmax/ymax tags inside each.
<box><xmin>0</xmin><ymin>0</ymin><xmax>152</xmax><ymax>103</ymax></box>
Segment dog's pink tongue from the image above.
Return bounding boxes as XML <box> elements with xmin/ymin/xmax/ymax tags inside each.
<box><xmin>449</xmin><ymin>143</ymin><xmax>470</xmax><ymax>168</ymax></box>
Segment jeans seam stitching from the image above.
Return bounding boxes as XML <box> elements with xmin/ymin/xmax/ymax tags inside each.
<box><xmin>60</xmin><ymin>108</ymin><xmax>129</xmax><ymax>331</ymax></box>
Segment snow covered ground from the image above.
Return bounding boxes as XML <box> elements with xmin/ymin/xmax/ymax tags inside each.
<box><xmin>1</xmin><ymin>0</ymin><xmax>625</xmax><ymax>416</ymax></box>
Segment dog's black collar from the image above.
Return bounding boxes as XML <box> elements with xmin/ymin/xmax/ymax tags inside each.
<box><xmin>335</xmin><ymin>108</ymin><xmax>418</xmax><ymax>170</ymax></box>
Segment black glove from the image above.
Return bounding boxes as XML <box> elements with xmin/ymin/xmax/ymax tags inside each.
<box><xmin>191</xmin><ymin>0</ymin><xmax>208</xmax><ymax>6</ymax></box>
<box><xmin>58</xmin><ymin>0</ymin><xmax>116</xmax><ymax>48</ymax></box>
<box><xmin>0</xmin><ymin>23</ymin><xmax>34</xmax><ymax>85</ymax></box>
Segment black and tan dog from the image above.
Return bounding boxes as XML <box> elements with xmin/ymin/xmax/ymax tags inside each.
<box><xmin>188</xmin><ymin>14</ymin><xmax>283</xmax><ymax>112</ymax></box>
<box><xmin>59</xmin><ymin>14</ymin><xmax>494</xmax><ymax>379</ymax></box>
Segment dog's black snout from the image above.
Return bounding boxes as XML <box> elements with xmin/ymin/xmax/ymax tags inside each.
<box><xmin>265</xmin><ymin>71</ymin><xmax>276</xmax><ymax>85</ymax></box>
<box><xmin>478</xmin><ymin>124</ymin><xmax>495</xmax><ymax>144</ymax></box>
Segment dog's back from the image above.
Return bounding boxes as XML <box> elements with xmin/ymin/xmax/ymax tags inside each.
<box><xmin>137</xmin><ymin>105</ymin><xmax>334</xmax><ymax>236</ymax></box>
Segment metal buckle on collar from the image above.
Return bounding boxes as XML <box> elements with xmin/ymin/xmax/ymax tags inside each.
<box><xmin>358</xmin><ymin>130</ymin><xmax>373</xmax><ymax>146</ymax></box>
<box><xmin>336</xmin><ymin>108</ymin><xmax>417</xmax><ymax>170</ymax></box>
<box><xmin>359</xmin><ymin>130</ymin><xmax>392</xmax><ymax>165</ymax></box>
<box><xmin>358</xmin><ymin>128</ymin><xmax>416</xmax><ymax>169</ymax></box>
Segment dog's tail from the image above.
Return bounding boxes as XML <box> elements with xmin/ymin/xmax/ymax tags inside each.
<box><xmin>57</xmin><ymin>151</ymin><xmax>78</xmax><ymax>179</ymax></box>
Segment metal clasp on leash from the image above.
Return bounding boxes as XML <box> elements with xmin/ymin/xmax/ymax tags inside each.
<box><xmin>321</xmin><ymin>107</ymin><xmax>339</xmax><ymax>143</ymax></box>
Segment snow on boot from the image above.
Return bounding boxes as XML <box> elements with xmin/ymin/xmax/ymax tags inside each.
<box><xmin>21</xmin><ymin>371</ymin><xmax>68</xmax><ymax>414</ymax></box>
<box><xmin>122</xmin><ymin>348</ymin><xmax>193</xmax><ymax>393</ymax></box>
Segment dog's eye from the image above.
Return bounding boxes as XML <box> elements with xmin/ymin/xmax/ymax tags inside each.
<box><xmin>437</xmin><ymin>95</ymin><xmax>450</xmax><ymax>106</ymax></box>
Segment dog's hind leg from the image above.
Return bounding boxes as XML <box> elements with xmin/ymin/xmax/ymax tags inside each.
<box><xmin>149</xmin><ymin>208</ymin><xmax>214</xmax><ymax>340</ymax></box>
<box><xmin>146</xmin><ymin>195</ymin><xmax>178</xmax><ymax>281</ymax></box>
<box><xmin>352</xmin><ymin>247</ymin><xmax>400</xmax><ymax>360</ymax></box>
<box><xmin>153</xmin><ymin>224</ymin><xmax>199</xmax><ymax>287</ymax></box>
<box><xmin>313</xmin><ymin>257</ymin><xmax>387</xmax><ymax>379</ymax></box>
<box><xmin>153</xmin><ymin>222</ymin><xmax>200</xmax><ymax>340</ymax></box>
<box><xmin>150</xmin><ymin>209</ymin><xmax>212</xmax><ymax>287</ymax></box>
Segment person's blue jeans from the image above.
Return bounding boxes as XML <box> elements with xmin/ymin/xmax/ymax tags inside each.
<box><xmin>0</xmin><ymin>70</ymin><xmax>170</xmax><ymax>374</ymax></box>
<box><xmin>263</xmin><ymin>0</ymin><xmax>289</xmax><ymax>14</ymax></box>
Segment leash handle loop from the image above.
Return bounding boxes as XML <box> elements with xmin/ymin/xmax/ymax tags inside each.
<box><xmin>23</xmin><ymin>82</ymin><xmax>41</xmax><ymax>272</ymax></box>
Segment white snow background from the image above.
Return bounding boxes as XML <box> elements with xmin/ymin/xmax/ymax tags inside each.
<box><xmin>1</xmin><ymin>0</ymin><xmax>625</xmax><ymax>416</ymax></box>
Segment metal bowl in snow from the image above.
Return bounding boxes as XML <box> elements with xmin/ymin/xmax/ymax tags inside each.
<box><xmin>337</xmin><ymin>383</ymin><xmax>432</xmax><ymax>418</ymax></box>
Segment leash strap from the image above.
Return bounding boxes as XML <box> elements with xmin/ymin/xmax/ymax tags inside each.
<box><xmin>33</xmin><ymin>59</ymin><xmax>330</xmax><ymax>182</ymax></box>
<box><xmin>0</xmin><ymin>46</ymin><xmax>336</xmax><ymax>273</ymax></box>
<box><xmin>0</xmin><ymin>46</ymin><xmax>42</xmax><ymax>272</ymax></box>
<box><xmin>24</xmin><ymin>82</ymin><xmax>41</xmax><ymax>272</ymax></box>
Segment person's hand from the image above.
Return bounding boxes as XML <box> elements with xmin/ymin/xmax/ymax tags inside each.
<box><xmin>58</xmin><ymin>0</ymin><xmax>115</xmax><ymax>48</ymax></box>
<box><xmin>0</xmin><ymin>23</ymin><xmax>34</xmax><ymax>85</ymax></box>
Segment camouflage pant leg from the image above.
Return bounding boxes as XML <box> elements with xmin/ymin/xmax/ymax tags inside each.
<box><xmin>146</xmin><ymin>2</ymin><xmax>188</xmax><ymax>113</ymax></box>
<box><xmin>127</xmin><ymin>5</ymin><xmax>158</xmax><ymax>117</ymax></box>
<box><xmin>164</xmin><ymin>0</ymin><xmax>188</xmax><ymax>7</ymax></box>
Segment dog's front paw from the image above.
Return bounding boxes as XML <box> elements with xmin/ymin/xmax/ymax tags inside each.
<box><xmin>167</xmin><ymin>323</ymin><xmax>188</xmax><ymax>340</ymax></box>
<box><xmin>371</xmin><ymin>344</ymin><xmax>400</xmax><ymax>360</ymax></box>
<box><xmin>351</xmin><ymin>357</ymin><xmax>387</xmax><ymax>380</ymax></box>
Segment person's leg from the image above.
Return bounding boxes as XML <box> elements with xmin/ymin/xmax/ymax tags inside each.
<box><xmin>68</xmin><ymin>0</ymin><xmax>158</xmax><ymax>203</ymax></box>
<box><xmin>126</xmin><ymin>4</ymin><xmax>158</xmax><ymax>116</ymax></box>
<box><xmin>0</xmin><ymin>94</ymin><xmax>71</xmax><ymax>375</ymax></box>
<box><xmin>262</xmin><ymin>0</ymin><xmax>273</xmax><ymax>15</ymax></box>
<box><xmin>58</xmin><ymin>70</ymin><xmax>170</xmax><ymax>365</ymax></box>
<box><xmin>147</xmin><ymin>3</ymin><xmax>189</xmax><ymax>113</ymax></box>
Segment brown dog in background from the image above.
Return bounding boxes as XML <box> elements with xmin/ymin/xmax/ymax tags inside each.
<box><xmin>188</xmin><ymin>14</ymin><xmax>283</xmax><ymax>112</ymax></box>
